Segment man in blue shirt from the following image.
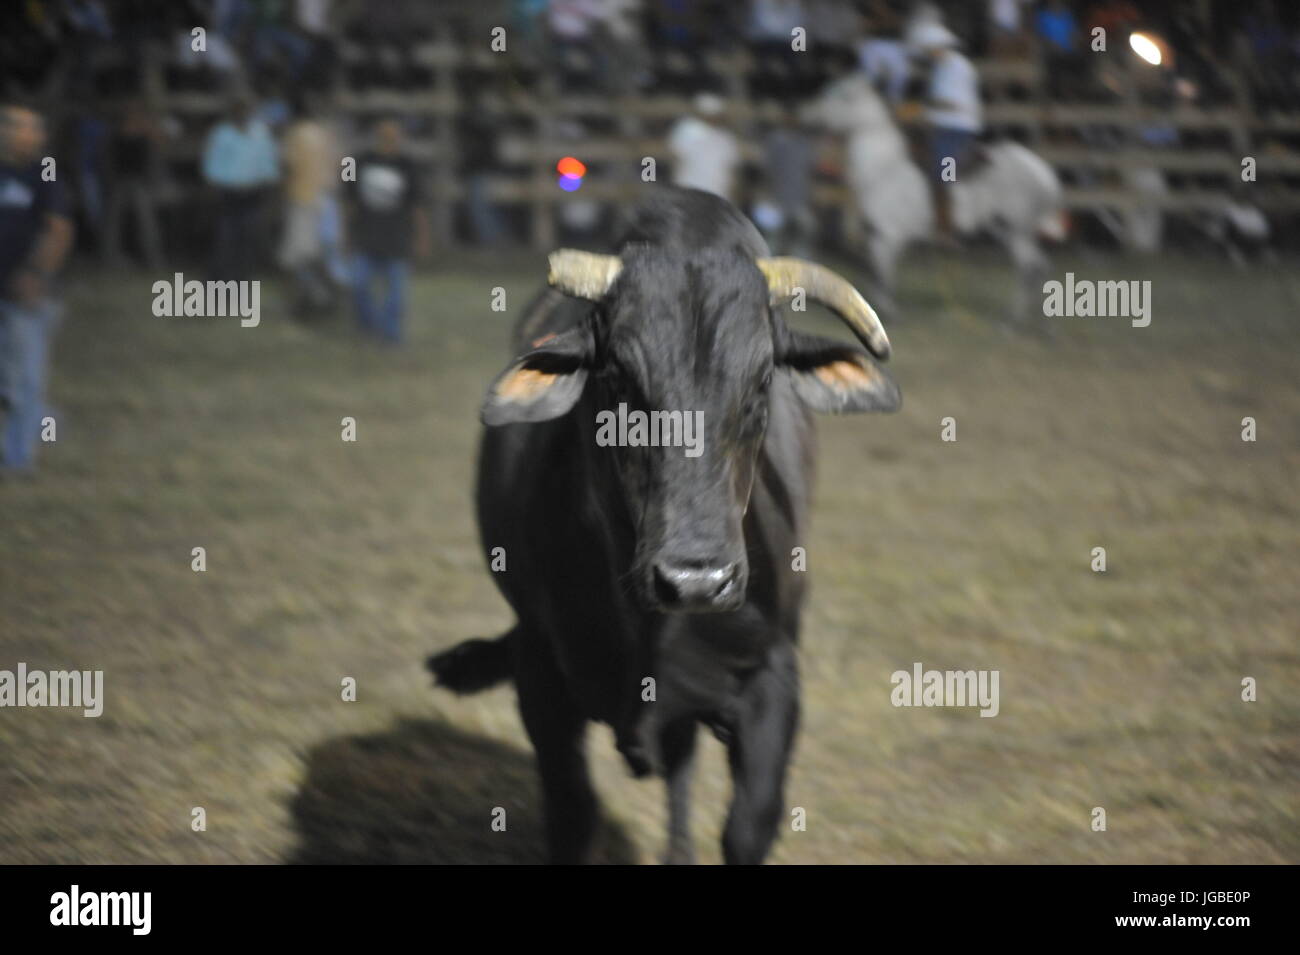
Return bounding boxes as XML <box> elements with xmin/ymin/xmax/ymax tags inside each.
<box><xmin>1036</xmin><ymin>0</ymin><xmax>1081</xmax><ymax>100</ymax></box>
<box><xmin>0</xmin><ymin>101</ymin><xmax>74</xmax><ymax>474</ymax></box>
<box><xmin>202</xmin><ymin>95</ymin><xmax>279</xmax><ymax>280</ymax></box>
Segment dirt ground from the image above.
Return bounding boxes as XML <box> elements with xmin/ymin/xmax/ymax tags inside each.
<box><xmin>1</xmin><ymin>247</ymin><xmax>1296</xmax><ymax>863</ymax></box>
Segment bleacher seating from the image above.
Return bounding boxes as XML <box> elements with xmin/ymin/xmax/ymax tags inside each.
<box><xmin>137</xmin><ymin>27</ymin><xmax>1300</xmax><ymax>249</ymax></box>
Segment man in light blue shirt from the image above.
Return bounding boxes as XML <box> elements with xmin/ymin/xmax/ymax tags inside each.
<box><xmin>202</xmin><ymin>95</ymin><xmax>278</xmax><ymax>280</ymax></box>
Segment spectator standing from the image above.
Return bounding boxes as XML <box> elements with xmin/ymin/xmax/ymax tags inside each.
<box><xmin>279</xmin><ymin>94</ymin><xmax>344</xmax><ymax>315</ymax></box>
<box><xmin>762</xmin><ymin>101</ymin><xmax>816</xmax><ymax>256</ymax></box>
<box><xmin>345</xmin><ymin>118</ymin><xmax>430</xmax><ymax>343</ymax></box>
<box><xmin>103</xmin><ymin>95</ymin><xmax>166</xmax><ymax>270</ymax></box>
<box><xmin>1036</xmin><ymin>0</ymin><xmax>1081</xmax><ymax>99</ymax></box>
<box><xmin>201</xmin><ymin>95</ymin><xmax>279</xmax><ymax>280</ymax></box>
<box><xmin>0</xmin><ymin>102</ymin><xmax>74</xmax><ymax>474</ymax></box>
<box><xmin>858</xmin><ymin>0</ymin><xmax>910</xmax><ymax>103</ymax></box>
<box><xmin>666</xmin><ymin>93</ymin><xmax>741</xmax><ymax>201</ymax></box>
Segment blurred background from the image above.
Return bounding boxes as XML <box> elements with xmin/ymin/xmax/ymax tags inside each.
<box><xmin>5</xmin><ymin>0</ymin><xmax>1300</xmax><ymax>258</ymax></box>
<box><xmin>0</xmin><ymin>0</ymin><xmax>1297</xmax><ymax>864</ymax></box>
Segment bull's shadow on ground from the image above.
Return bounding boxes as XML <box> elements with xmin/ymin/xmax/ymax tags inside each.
<box><xmin>287</xmin><ymin>717</ymin><xmax>636</xmax><ymax>864</ymax></box>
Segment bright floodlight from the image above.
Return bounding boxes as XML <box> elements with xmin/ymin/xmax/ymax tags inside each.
<box><xmin>1130</xmin><ymin>32</ymin><xmax>1162</xmax><ymax>66</ymax></box>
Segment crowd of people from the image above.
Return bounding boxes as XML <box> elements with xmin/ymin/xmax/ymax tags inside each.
<box><xmin>2</xmin><ymin>0</ymin><xmax>1299</xmax><ymax>474</ymax></box>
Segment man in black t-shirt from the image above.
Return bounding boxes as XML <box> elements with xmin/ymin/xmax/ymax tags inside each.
<box><xmin>345</xmin><ymin>118</ymin><xmax>430</xmax><ymax>343</ymax></box>
<box><xmin>0</xmin><ymin>102</ymin><xmax>74</xmax><ymax>473</ymax></box>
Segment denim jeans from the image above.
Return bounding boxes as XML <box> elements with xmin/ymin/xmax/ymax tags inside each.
<box><xmin>0</xmin><ymin>297</ymin><xmax>60</xmax><ymax>470</ymax></box>
<box><xmin>318</xmin><ymin>196</ymin><xmax>349</xmax><ymax>286</ymax></box>
<box><xmin>213</xmin><ymin>188</ymin><xmax>265</xmax><ymax>282</ymax></box>
<box><xmin>930</xmin><ymin>126</ymin><xmax>975</xmax><ymax>182</ymax></box>
<box><xmin>352</xmin><ymin>255</ymin><xmax>408</xmax><ymax>342</ymax></box>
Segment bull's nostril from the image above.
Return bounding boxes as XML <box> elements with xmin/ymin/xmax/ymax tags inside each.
<box><xmin>653</xmin><ymin>560</ymin><xmax>741</xmax><ymax>609</ymax></box>
<box><xmin>653</xmin><ymin>564</ymin><xmax>683</xmax><ymax>606</ymax></box>
<box><xmin>713</xmin><ymin>564</ymin><xmax>739</xmax><ymax>599</ymax></box>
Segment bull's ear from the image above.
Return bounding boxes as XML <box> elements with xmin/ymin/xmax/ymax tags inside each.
<box><xmin>779</xmin><ymin>330</ymin><xmax>900</xmax><ymax>414</ymax></box>
<box><xmin>482</xmin><ymin>325</ymin><xmax>593</xmax><ymax>425</ymax></box>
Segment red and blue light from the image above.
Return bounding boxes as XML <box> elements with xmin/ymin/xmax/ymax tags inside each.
<box><xmin>557</xmin><ymin>156</ymin><xmax>587</xmax><ymax>192</ymax></box>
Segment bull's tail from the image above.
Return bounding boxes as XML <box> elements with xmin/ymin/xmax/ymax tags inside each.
<box><xmin>427</xmin><ymin>629</ymin><xmax>516</xmax><ymax>694</ymax></box>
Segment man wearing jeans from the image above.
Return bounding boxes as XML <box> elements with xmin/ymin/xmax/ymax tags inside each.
<box><xmin>0</xmin><ymin>102</ymin><xmax>74</xmax><ymax>474</ymax></box>
<box><xmin>346</xmin><ymin>118</ymin><xmax>430</xmax><ymax>343</ymax></box>
<box><xmin>909</xmin><ymin>21</ymin><xmax>982</xmax><ymax>245</ymax></box>
<box><xmin>201</xmin><ymin>95</ymin><xmax>279</xmax><ymax>281</ymax></box>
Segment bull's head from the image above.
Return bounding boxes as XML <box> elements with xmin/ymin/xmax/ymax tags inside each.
<box><xmin>482</xmin><ymin>246</ymin><xmax>899</xmax><ymax>614</ymax></box>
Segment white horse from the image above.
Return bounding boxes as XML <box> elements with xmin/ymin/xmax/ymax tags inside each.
<box><xmin>804</xmin><ymin>73</ymin><xmax>1064</xmax><ymax>320</ymax></box>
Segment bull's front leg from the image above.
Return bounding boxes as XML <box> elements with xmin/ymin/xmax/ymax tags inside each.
<box><xmin>720</xmin><ymin>642</ymin><xmax>800</xmax><ymax>865</ymax></box>
<box><xmin>515</xmin><ymin>638</ymin><xmax>599</xmax><ymax>864</ymax></box>
<box><xmin>659</xmin><ymin>716</ymin><xmax>699</xmax><ymax>865</ymax></box>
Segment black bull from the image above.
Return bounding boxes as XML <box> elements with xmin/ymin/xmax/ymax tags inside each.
<box><xmin>429</xmin><ymin>188</ymin><xmax>900</xmax><ymax>864</ymax></box>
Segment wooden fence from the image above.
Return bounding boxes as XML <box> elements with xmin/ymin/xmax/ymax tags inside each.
<box><xmin>139</xmin><ymin>32</ymin><xmax>1300</xmax><ymax>248</ymax></box>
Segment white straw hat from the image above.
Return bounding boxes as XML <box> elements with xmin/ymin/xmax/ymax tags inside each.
<box><xmin>908</xmin><ymin>21</ymin><xmax>960</xmax><ymax>51</ymax></box>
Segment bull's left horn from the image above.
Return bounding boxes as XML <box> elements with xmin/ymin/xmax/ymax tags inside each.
<box><xmin>756</xmin><ymin>258</ymin><xmax>891</xmax><ymax>360</ymax></box>
<box><xmin>547</xmin><ymin>250</ymin><xmax>622</xmax><ymax>301</ymax></box>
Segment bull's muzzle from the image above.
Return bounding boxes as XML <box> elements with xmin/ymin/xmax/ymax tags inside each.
<box><xmin>651</xmin><ymin>558</ymin><xmax>744</xmax><ymax>613</ymax></box>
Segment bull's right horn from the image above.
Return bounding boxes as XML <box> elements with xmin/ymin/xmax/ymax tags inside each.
<box><xmin>756</xmin><ymin>257</ymin><xmax>891</xmax><ymax>360</ymax></box>
<box><xmin>547</xmin><ymin>250</ymin><xmax>622</xmax><ymax>301</ymax></box>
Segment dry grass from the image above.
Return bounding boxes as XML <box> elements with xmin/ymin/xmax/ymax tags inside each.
<box><xmin>1</xmin><ymin>247</ymin><xmax>1296</xmax><ymax>863</ymax></box>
